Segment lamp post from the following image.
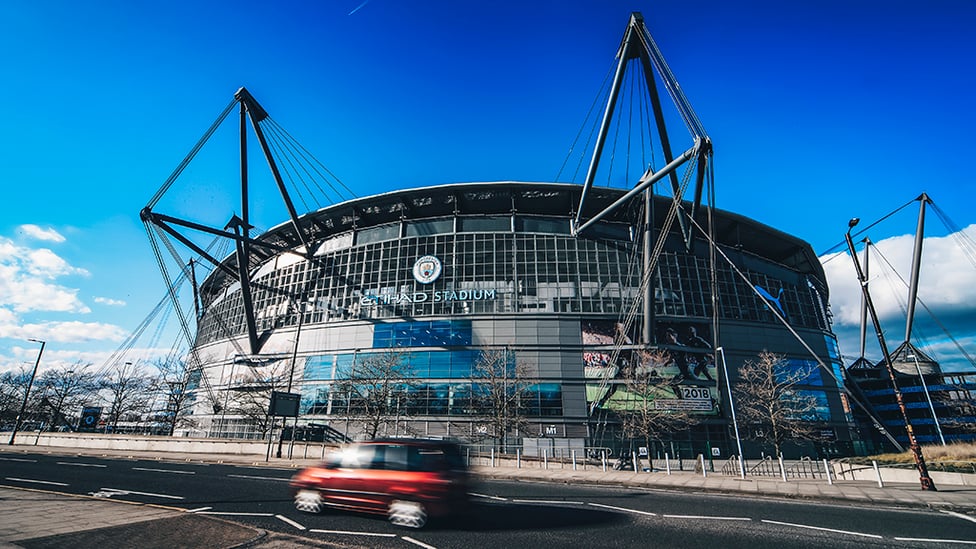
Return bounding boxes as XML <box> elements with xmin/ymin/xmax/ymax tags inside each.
<box><xmin>8</xmin><ymin>339</ymin><xmax>45</xmax><ymax>445</ymax></box>
<box><xmin>717</xmin><ymin>347</ymin><xmax>746</xmax><ymax>478</ymax></box>
<box><xmin>908</xmin><ymin>353</ymin><xmax>945</xmax><ymax>446</ymax></box>
<box><xmin>846</xmin><ymin>218</ymin><xmax>936</xmax><ymax>491</ymax></box>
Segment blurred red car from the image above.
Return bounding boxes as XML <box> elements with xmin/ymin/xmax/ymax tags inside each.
<box><xmin>290</xmin><ymin>438</ymin><xmax>472</xmax><ymax>528</ymax></box>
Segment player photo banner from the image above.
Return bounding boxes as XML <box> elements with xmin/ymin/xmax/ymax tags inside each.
<box><xmin>581</xmin><ymin>320</ymin><xmax>719</xmax><ymax>415</ymax></box>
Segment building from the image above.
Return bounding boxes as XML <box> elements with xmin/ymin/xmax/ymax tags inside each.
<box><xmin>181</xmin><ymin>181</ymin><xmax>855</xmax><ymax>458</ymax></box>
<box><xmin>846</xmin><ymin>343</ymin><xmax>976</xmax><ymax>452</ymax></box>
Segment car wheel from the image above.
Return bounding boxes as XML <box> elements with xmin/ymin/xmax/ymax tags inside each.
<box><xmin>294</xmin><ymin>490</ymin><xmax>323</xmax><ymax>514</ymax></box>
<box><xmin>388</xmin><ymin>499</ymin><xmax>427</xmax><ymax>529</ymax></box>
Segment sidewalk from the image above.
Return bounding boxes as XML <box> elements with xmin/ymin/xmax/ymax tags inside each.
<box><xmin>2</xmin><ymin>445</ymin><xmax>976</xmax><ymax>548</ymax></box>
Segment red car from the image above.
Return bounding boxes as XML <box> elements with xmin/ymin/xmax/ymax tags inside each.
<box><xmin>290</xmin><ymin>438</ymin><xmax>472</xmax><ymax>528</ymax></box>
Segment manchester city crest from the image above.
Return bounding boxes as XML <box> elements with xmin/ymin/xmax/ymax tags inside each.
<box><xmin>413</xmin><ymin>255</ymin><xmax>442</xmax><ymax>284</ymax></box>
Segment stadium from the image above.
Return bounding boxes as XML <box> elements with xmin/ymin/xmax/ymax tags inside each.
<box><xmin>172</xmin><ymin>180</ymin><xmax>853</xmax><ymax>458</ymax></box>
<box><xmin>144</xmin><ymin>13</ymin><xmax>856</xmax><ymax>460</ymax></box>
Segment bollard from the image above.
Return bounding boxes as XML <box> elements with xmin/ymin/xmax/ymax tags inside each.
<box><xmin>544</xmin><ymin>449</ymin><xmax>549</xmax><ymax>470</ymax></box>
<box><xmin>778</xmin><ymin>455</ymin><xmax>787</xmax><ymax>482</ymax></box>
<box><xmin>823</xmin><ymin>459</ymin><xmax>833</xmax><ymax>485</ymax></box>
<box><xmin>491</xmin><ymin>448</ymin><xmax>495</xmax><ymax>468</ymax></box>
<box><xmin>665</xmin><ymin>453</ymin><xmax>671</xmax><ymax>475</ymax></box>
<box><xmin>572</xmin><ymin>449</ymin><xmax>577</xmax><ymax>471</ymax></box>
<box><xmin>633</xmin><ymin>451</ymin><xmax>639</xmax><ymax>473</ymax></box>
<box><xmin>700</xmin><ymin>454</ymin><xmax>707</xmax><ymax>478</ymax></box>
<box><xmin>517</xmin><ymin>448</ymin><xmax>521</xmax><ymax>469</ymax></box>
<box><xmin>602</xmin><ymin>450</ymin><xmax>607</xmax><ymax>472</ymax></box>
<box><xmin>872</xmin><ymin>460</ymin><xmax>884</xmax><ymax>488</ymax></box>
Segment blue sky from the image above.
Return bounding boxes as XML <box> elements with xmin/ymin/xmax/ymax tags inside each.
<box><xmin>1</xmin><ymin>0</ymin><xmax>974</xmax><ymax>374</ymax></box>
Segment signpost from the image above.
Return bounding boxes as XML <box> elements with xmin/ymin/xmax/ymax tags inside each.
<box><xmin>267</xmin><ymin>391</ymin><xmax>300</xmax><ymax>461</ymax></box>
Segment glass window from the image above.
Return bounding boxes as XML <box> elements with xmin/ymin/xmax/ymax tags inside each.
<box><xmin>583</xmin><ymin>222</ymin><xmax>631</xmax><ymax>241</ymax></box>
<box><xmin>429</xmin><ymin>352</ymin><xmax>451</xmax><ymax>378</ymax></box>
<box><xmin>790</xmin><ymin>390</ymin><xmax>830</xmax><ymax>421</ymax></box>
<box><xmin>356</xmin><ymin>223</ymin><xmax>400</xmax><ymax>245</ymax></box>
<box><xmin>780</xmin><ymin>358</ymin><xmax>823</xmax><ymax>386</ymax></box>
<box><xmin>460</xmin><ymin>216</ymin><xmax>511</xmax><ymax>232</ymax></box>
<box><xmin>405</xmin><ymin>219</ymin><xmax>454</xmax><ymax>237</ymax></box>
<box><xmin>451</xmin><ymin>350</ymin><xmax>476</xmax><ymax>378</ymax></box>
<box><xmin>335</xmin><ymin>354</ymin><xmax>356</xmax><ymax>379</ymax></box>
<box><xmin>516</xmin><ymin>216</ymin><xmax>570</xmax><ymax>234</ymax></box>
<box><xmin>303</xmin><ymin>355</ymin><xmax>334</xmax><ymax>381</ymax></box>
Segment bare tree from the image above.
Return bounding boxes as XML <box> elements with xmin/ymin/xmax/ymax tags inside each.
<box><xmin>100</xmin><ymin>362</ymin><xmax>154</xmax><ymax>433</ymax></box>
<box><xmin>151</xmin><ymin>357</ymin><xmax>196</xmax><ymax>436</ymax></box>
<box><xmin>469</xmin><ymin>348</ymin><xmax>531</xmax><ymax>453</ymax></box>
<box><xmin>36</xmin><ymin>362</ymin><xmax>97</xmax><ymax>431</ymax></box>
<box><xmin>333</xmin><ymin>349</ymin><xmax>416</xmax><ymax>440</ymax></box>
<box><xmin>225</xmin><ymin>359</ymin><xmax>291</xmax><ymax>438</ymax></box>
<box><xmin>617</xmin><ymin>349</ymin><xmax>698</xmax><ymax>466</ymax></box>
<box><xmin>732</xmin><ymin>350</ymin><xmax>822</xmax><ymax>457</ymax></box>
<box><xmin>0</xmin><ymin>369</ymin><xmax>33</xmax><ymax>428</ymax></box>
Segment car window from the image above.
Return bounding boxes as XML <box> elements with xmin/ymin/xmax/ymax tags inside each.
<box><xmin>381</xmin><ymin>444</ymin><xmax>409</xmax><ymax>471</ymax></box>
<box><xmin>326</xmin><ymin>444</ymin><xmax>377</xmax><ymax>469</ymax></box>
<box><xmin>407</xmin><ymin>446</ymin><xmax>449</xmax><ymax>472</ymax></box>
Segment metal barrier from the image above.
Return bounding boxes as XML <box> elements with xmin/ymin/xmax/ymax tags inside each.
<box><xmin>735</xmin><ymin>456</ymin><xmax>830</xmax><ymax>479</ymax></box>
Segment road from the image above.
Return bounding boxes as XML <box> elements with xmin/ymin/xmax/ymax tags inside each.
<box><xmin>3</xmin><ymin>451</ymin><xmax>976</xmax><ymax>548</ymax></box>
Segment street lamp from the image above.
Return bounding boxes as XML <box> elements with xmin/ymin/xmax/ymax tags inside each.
<box><xmin>908</xmin><ymin>353</ymin><xmax>946</xmax><ymax>446</ymax></box>
<box><xmin>846</xmin><ymin>218</ymin><xmax>936</xmax><ymax>491</ymax></box>
<box><xmin>8</xmin><ymin>339</ymin><xmax>45</xmax><ymax>445</ymax></box>
<box><xmin>717</xmin><ymin>347</ymin><xmax>746</xmax><ymax>479</ymax></box>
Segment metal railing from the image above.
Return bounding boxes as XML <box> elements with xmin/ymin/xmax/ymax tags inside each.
<box><xmin>720</xmin><ymin>456</ymin><xmax>830</xmax><ymax>479</ymax></box>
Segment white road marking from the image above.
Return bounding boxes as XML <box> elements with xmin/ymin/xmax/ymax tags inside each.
<box><xmin>275</xmin><ymin>514</ymin><xmax>306</xmax><ymax>530</ymax></box>
<box><xmin>98</xmin><ymin>487</ymin><xmax>184</xmax><ymax>500</ymax></box>
<box><xmin>761</xmin><ymin>519</ymin><xmax>883</xmax><ymax>539</ymax></box>
<box><xmin>402</xmin><ymin>536</ymin><xmax>438</xmax><ymax>549</ymax></box>
<box><xmin>132</xmin><ymin>467</ymin><xmax>195</xmax><ymax>475</ymax></box>
<box><xmin>0</xmin><ymin>457</ymin><xmax>37</xmax><ymax>463</ymax></box>
<box><xmin>197</xmin><ymin>511</ymin><xmax>275</xmax><ymax>516</ymax></box>
<box><xmin>511</xmin><ymin>499</ymin><xmax>585</xmax><ymax>505</ymax></box>
<box><xmin>942</xmin><ymin>510</ymin><xmax>976</xmax><ymax>525</ymax></box>
<box><xmin>308</xmin><ymin>529</ymin><xmax>398</xmax><ymax>537</ymax></box>
<box><xmin>57</xmin><ymin>462</ymin><xmax>107</xmax><ymax>468</ymax></box>
<box><xmin>587</xmin><ymin>502</ymin><xmax>657</xmax><ymax>516</ymax></box>
<box><xmin>894</xmin><ymin>537</ymin><xmax>976</xmax><ymax>545</ymax></box>
<box><xmin>663</xmin><ymin>514</ymin><xmax>751</xmax><ymax>521</ymax></box>
<box><xmin>228</xmin><ymin>474</ymin><xmax>289</xmax><ymax>482</ymax></box>
<box><xmin>470</xmin><ymin>492</ymin><xmax>507</xmax><ymax>501</ymax></box>
<box><xmin>186</xmin><ymin>507</ymin><xmax>213</xmax><ymax>512</ymax></box>
<box><xmin>5</xmin><ymin>477</ymin><xmax>68</xmax><ymax>486</ymax></box>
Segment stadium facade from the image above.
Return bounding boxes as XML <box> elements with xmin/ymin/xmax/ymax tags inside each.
<box><xmin>183</xmin><ymin>181</ymin><xmax>856</xmax><ymax>458</ymax></box>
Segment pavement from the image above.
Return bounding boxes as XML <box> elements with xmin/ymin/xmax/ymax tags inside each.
<box><xmin>3</xmin><ymin>444</ymin><xmax>976</xmax><ymax>548</ymax></box>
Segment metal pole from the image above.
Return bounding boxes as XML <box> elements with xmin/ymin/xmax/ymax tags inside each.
<box><xmin>846</xmin><ymin>218</ymin><xmax>936</xmax><ymax>491</ymax></box>
<box><xmin>909</xmin><ymin>353</ymin><xmax>945</xmax><ymax>446</ymax></box>
<box><xmin>9</xmin><ymin>339</ymin><xmax>45</xmax><ymax>445</ymax></box>
<box><xmin>718</xmin><ymin>347</ymin><xmax>746</xmax><ymax>478</ymax></box>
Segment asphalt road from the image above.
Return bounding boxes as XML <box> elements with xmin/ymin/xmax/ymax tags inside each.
<box><xmin>3</xmin><ymin>451</ymin><xmax>976</xmax><ymax>548</ymax></box>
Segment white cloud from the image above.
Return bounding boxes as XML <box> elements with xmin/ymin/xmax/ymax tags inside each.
<box><xmin>94</xmin><ymin>297</ymin><xmax>126</xmax><ymax>307</ymax></box>
<box><xmin>824</xmin><ymin>224</ymin><xmax>976</xmax><ymax>327</ymax></box>
<box><xmin>0</xmin><ymin>236</ymin><xmax>90</xmax><ymax>314</ymax></box>
<box><xmin>822</xmin><ymin>224</ymin><xmax>976</xmax><ymax>369</ymax></box>
<box><xmin>19</xmin><ymin>224</ymin><xmax>66</xmax><ymax>243</ymax></box>
<box><xmin>0</xmin><ymin>318</ymin><xmax>128</xmax><ymax>343</ymax></box>
<box><xmin>0</xmin><ymin>345</ymin><xmax>181</xmax><ymax>377</ymax></box>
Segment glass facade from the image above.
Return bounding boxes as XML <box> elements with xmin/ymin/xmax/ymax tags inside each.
<box><xmin>197</xmin><ymin>219</ymin><xmax>830</xmax><ymax>344</ymax></box>
<box><xmin>189</xmin><ymin>183</ymin><xmax>848</xmax><ymax>455</ymax></box>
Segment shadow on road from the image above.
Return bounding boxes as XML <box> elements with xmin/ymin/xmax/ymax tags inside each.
<box><xmin>438</xmin><ymin>501</ymin><xmax>630</xmax><ymax>532</ymax></box>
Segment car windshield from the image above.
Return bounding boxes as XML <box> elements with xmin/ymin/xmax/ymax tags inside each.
<box><xmin>321</xmin><ymin>442</ymin><xmax>467</xmax><ymax>472</ymax></box>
